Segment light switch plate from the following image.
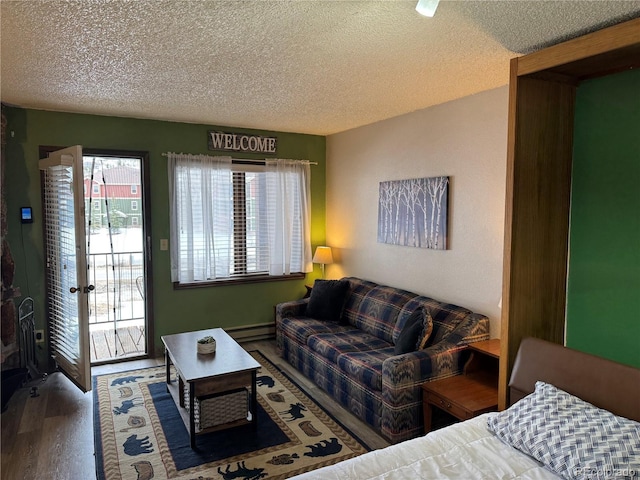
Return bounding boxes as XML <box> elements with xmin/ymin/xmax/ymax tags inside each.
<box><xmin>160</xmin><ymin>239</ymin><xmax>169</xmax><ymax>251</ymax></box>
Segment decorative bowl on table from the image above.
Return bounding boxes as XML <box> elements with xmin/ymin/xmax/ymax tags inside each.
<box><xmin>197</xmin><ymin>336</ymin><xmax>216</xmax><ymax>354</ymax></box>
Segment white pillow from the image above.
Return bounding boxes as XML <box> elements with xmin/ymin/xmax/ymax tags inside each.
<box><xmin>487</xmin><ymin>381</ymin><xmax>640</xmax><ymax>480</ymax></box>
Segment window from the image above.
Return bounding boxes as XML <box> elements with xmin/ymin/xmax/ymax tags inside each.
<box><xmin>131</xmin><ymin>200</ymin><xmax>138</xmax><ymax>211</ymax></box>
<box><xmin>131</xmin><ymin>216</ymin><xmax>139</xmax><ymax>226</ymax></box>
<box><xmin>131</xmin><ymin>184</ymin><xmax>138</xmax><ymax>194</ymax></box>
<box><xmin>168</xmin><ymin>153</ymin><xmax>312</xmax><ymax>284</ymax></box>
<box><xmin>93</xmin><ymin>183</ymin><xmax>100</xmax><ymax>194</ymax></box>
<box><xmin>93</xmin><ymin>201</ymin><xmax>101</xmax><ymax>211</ymax></box>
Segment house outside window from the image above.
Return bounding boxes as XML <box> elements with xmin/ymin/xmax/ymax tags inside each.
<box><xmin>93</xmin><ymin>184</ymin><xmax>100</xmax><ymax>195</ymax></box>
<box><xmin>93</xmin><ymin>201</ymin><xmax>101</xmax><ymax>211</ymax></box>
<box><xmin>131</xmin><ymin>200</ymin><xmax>138</xmax><ymax>211</ymax></box>
<box><xmin>131</xmin><ymin>184</ymin><xmax>138</xmax><ymax>194</ymax></box>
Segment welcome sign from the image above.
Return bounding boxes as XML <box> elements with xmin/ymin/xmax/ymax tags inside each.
<box><xmin>208</xmin><ymin>131</ymin><xmax>277</xmax><ymax>154</ymax></box>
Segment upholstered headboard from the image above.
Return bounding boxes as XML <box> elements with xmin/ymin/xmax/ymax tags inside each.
<box><xmin>509</xmin><ymin>337</ymin><xmax>640</xmax><ymax>422</ymax></box>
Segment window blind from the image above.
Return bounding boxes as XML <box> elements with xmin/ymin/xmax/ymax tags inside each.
<box><xmin>42</xmin><ymin>165</ymin><xmax>81</xmax><ymax>377</ymax></box>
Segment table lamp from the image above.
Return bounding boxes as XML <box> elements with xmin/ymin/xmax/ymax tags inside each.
<box><xmin>312</xmin><ymin>246</ymin><xmax>333</xmax><ymax>279</ymax></box>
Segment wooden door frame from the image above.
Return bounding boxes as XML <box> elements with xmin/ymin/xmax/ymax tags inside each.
<box><xmin>39</xmin><ymin>145</ymin><xmax>154</xmax><ymax>364</ymax></box>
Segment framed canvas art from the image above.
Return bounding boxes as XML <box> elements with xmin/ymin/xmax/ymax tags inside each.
<box><xmin>378</xmin><ymin>176</ymin><xmax>449</xmax><ymax>249</ymax></box>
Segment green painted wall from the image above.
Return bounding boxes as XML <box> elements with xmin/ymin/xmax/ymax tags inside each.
<box><xmin>3</xmin><ymin>107</ymin><xmax>326</xmax><ymax>366</ymax></box>
<box><xmin>566</xmin><ymin>68</ymin><xmax>640</xmax><ymax>368</ymax></box>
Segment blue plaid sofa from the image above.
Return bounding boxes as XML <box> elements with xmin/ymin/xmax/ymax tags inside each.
<box><xmin>275</xmin><ymin>277</ymin><xmax>490</xmax><ymax>443</ymax></box>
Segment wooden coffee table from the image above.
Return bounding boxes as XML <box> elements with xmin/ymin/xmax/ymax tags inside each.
<box><xmin>161</xmin><ymin>328</ymin><xmax>260</xmax><ymax>449</ymax></box>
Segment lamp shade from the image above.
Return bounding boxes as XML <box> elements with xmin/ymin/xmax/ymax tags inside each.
<box><xmin>312</xmin><ymin>246</ymin><xmax>333</xmax><ymax>265</ymax></box>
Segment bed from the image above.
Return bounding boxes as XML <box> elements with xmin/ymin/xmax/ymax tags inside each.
<box><xmin>293</xmin><ymin>337</ymin><xmax>640</xmax><ymax>479</ymax></box>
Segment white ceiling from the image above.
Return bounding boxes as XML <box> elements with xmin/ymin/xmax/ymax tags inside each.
<box><xmin>2</xmin><ymin>1</ymin><xmax>639</xmax><ymax>136</ymax></box>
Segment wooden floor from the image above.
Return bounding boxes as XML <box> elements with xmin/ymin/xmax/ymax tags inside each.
<box><xmin>0</xmin><ymin>339</ymin><xmax>389</xmax><ymax>479</ymax></box>
<box><xmin>90</xmin><ymin>325</ymin><xmax>146</xmax><ymax>363</ymax></box>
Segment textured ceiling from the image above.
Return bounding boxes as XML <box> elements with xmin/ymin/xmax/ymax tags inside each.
<box><xmin>2</xmin><ymin>1</ymin><xmax>639</xmax><ymax>135</ymax></box>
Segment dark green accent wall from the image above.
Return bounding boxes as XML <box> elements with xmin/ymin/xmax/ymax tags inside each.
<box><xmin>3</xmin><ymin>107</ymin><xmax>326</xmax><ymax>366</ymax></box>
<box><xmin>566</xmin><ymin>68</ymin><xmax>640</xmax><ymax>368</ymax></box>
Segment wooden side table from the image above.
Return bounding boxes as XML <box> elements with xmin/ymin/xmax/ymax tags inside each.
<box><xmin>422</xmin><ymin>339</ymin><xmax>500</xmax><ymax>433</ymax></box>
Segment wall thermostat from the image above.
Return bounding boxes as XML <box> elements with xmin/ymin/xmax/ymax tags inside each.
<box><xmin>21</xmin><ymin>207</ymin><xmax>33</xmax><ymax>223</ymax></box>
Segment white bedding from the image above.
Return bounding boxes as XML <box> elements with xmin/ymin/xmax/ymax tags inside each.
<box><xmin>293</xmin><ymin>414</ymin><xmax>558</xmax><ymax>480</ymax></box>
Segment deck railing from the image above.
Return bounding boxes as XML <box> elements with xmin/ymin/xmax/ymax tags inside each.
<box><xmin>87</xmin><ymin>251</ymin><xmax>145</xmax><ymax>327</ymax></box>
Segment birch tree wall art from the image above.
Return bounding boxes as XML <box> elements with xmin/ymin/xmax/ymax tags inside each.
<box><xmin>378</xmin><ymin>176</ymin><xmax>449</xmax><ymax>249</ymax></box>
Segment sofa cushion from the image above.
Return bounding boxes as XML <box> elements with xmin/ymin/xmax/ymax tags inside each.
<box><xmin>392</xmin><ymin>296</ymin><xmax>473</xmax><ymax>347</ymax></box>
<box><xmin>336</xmin><ymin>349</ymin><xmax>395</xmax><ymax>392</ymax></box>
<box><xmin>353</xmin><ymin>286</ymin><xmax>417</xmax><ymax>343</ymax></box>
<box><xmin>341</xmin><ymin>277</ymin><xmax>379</xmax><ymax>326</ymax></box>
<box><xmin>394</xmin><ymin>308</ymin><xmax>427</xmax><ymax>354</ymax></box>
<box><xmin>308</xmin><ymin>331</ymin><xmax>392</xmax><ymax>363</ymax></box>
<box><xmin>427</xmin><ymin>301</ymin><xmax>474</xmax><ymax>346</ymax></box>
<box><xmin>301</xmin><ymin>351</ymin><xmax>384</xmax><ymax>429</ymax></box>
<box><xmin>278</xmin><ymin>316</ymin><xmax>353</xmax><ymax>346</ymax></box>
<box><xmin>306</xmin><ymin>279</ymin><xmax>350</xmax><ymax>322</ymax></box>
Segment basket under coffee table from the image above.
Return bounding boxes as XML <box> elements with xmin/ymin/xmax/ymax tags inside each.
<box><xmin>161</xmin><ymin>328</ymin><xmax>260</xmax><ymax>449</ymax></box>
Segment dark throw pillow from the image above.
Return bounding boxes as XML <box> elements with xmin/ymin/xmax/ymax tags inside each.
<box><xmin>394</xmin><ymin>308</ymin><xmax>427</xmax><ymax>355</ymax></box>
<box><xmin>306</xmin><ymin>279</ymin><xmax>350</xmax><ymax>322</ymax></box>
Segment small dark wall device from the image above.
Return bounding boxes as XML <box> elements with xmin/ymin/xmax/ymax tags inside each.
<box><xmin>21</xmin><ymin>207</ymin><xmax>33</xmax><ymax>223</ymax></box>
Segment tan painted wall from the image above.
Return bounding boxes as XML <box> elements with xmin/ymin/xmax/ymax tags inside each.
<box><xmin>325</xmin><ymin>86</ymin><xmax>508</xmax><ymax>337</ymax></box>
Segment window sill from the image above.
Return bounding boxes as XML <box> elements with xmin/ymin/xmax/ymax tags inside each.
<box><xmin>173</xmin><ymin>272</ymin><xmax>306</xmax><ymax>289</ymax></box>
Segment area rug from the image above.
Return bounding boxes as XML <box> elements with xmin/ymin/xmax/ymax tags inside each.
<box><xmin>94</xmin><ymin>351</ymin><xmax>371</xmax><ymax>480</ymax></box>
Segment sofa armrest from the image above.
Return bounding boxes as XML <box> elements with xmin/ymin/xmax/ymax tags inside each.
<box><xmin>381</xmin><ymin>313</ymin><xmax>490</xmax><ymax>407</ymax></box>
<box><xmin>275</xmin><ymin>298</ymin><xmax>309</xmax><ymax>323</ymax></box>
<box><xmin>382</xmin><ymin>342</ymin><xmax>466</xmax><ymax>394</ymax></box>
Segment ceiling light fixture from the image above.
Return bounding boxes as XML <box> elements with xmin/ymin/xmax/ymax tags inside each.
<box><xmin>416</xmin><ymin>0</ymin><xmax>439</xmax><ymax>17</ymax></box>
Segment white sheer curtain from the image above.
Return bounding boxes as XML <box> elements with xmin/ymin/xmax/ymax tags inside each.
<box><xmin>266</xmin><ymin>159</ymin><xmax>313</xmax><ymax>275</ymax></box>
<box><xmin>168</xmin><ymin>153</ymin><xmax>233</xmax><ymax>282</ymax></box>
